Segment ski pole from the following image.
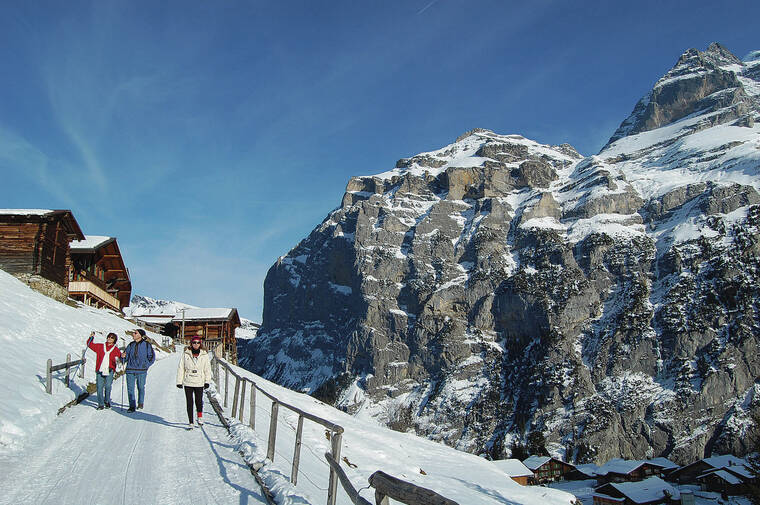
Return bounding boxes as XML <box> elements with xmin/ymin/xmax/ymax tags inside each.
<box><xmin>120</xmin><ymin>337</ymin><xmax>126</xmax><ymax>411</ymax></box>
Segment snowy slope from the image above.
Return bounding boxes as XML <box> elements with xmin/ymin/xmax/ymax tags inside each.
<box><xmin>0</xmin><ymin>268</ymin><xmax>576</xmax><ymax>504</ymax></box>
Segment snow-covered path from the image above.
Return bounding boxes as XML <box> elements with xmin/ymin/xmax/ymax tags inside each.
<box><xmin>0</xmin><ymin>352</ymin><xmax>268</xmax><ymax>505</ymax></box>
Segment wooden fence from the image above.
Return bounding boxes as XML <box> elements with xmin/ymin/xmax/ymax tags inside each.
<box><xmin>212</xmin><ymin>355</ymin><xmax>460</xmax><ymax>505</ymax></box>
<box><xmin>46</xmin><ymin>354</ymin><xmax>85</xmax><ymax>394</ymax></box>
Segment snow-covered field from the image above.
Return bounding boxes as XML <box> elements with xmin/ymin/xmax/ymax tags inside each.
<box><xmin>0</xmin><ymin>268</ymin><xmax>577</xmax><ymax>505</ymax></box>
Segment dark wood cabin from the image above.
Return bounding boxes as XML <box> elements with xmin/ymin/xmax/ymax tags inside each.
<box><xmin>0</xmin><ymin>209</ymin><xmax>85</xmax><ymax>287</ymax></box>
<box><xmin>173</xmin><ymin>308</ymin><xmax>241</xmax><ymax>363</ymax></box>
<box><xmin>523</xmin><ymin>456</ymin><xmax>576</xmax><ymax>484</ymax></box>
<box><xmin>596</xmin><ymin>460</ymin><xmax>667</xmax><ymax>485</ymax></box>
<box><xmin>68</xmin><ymin>236</ymin><xmax>132</xmax><ymax>311</ymax></box>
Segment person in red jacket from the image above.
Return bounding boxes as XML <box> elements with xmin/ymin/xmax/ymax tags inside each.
<box><xmin>87</xmin><ymin>332</ymin><xmax>122</xmax><ymax>410</ymax></box>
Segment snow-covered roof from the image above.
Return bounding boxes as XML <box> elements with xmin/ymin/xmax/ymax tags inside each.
<box><xmin>172</xmin><ymin>308</ymin><xmax>236</xmax><ymax>321</ymax></box>
<box><xmin>492</xmin><ymin>459</ymin><xmax>534</xmax><ymax>477</ymax></box>
<box><xmin>523</xmin><ymin>455</ymin><xmax>552</xmax><ymax>470</ymax></box>
<box><xmin>69</xmin><ymin>235</ymin><xmax>114</xmax><ymax>251</ymax></box>
<box><xmin>703</xmin><ymin>455</ymin><xmax>747</xmax><ymax>469</ymax></box>
<box><xmin>574</xmin><ymin>463</ymin><xmax>600</xmax><ymax>477</ymax></box>
<box><xmin>647</xmin><ymin>457</ymin><xmax>679</xmax><ymax>470</ymax></box>
<box><xmin>596</xmin><ymin>458</ymin><xmax>647</xmax><ymax>476</ymax></box>
<box><xmin>134</xmin><ymin>315</ymin><xmax>175</xmax><ymax>325</ymax></box>
<box><xmin>697</xmin><ymin>469</ymin><xmax>744</xmax><ymax>485</ymax></box>
<box><xmin>0</xmin><ymin>209</ymin><xmax>55</xmax><ymax>216</ymax></box>
<box><xmin>606</xmin><ymin>476</ymin><xmax>680</xmax><ymax>504</ymax></box>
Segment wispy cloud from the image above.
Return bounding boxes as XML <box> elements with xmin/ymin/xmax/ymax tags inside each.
<box><xmin>417</xmin><ymin>0</ymin><xmax>440</xmax><ymax>15</ymax></box>
<box><xmin>0</xmin><ymin>127</ymin><xmax>77</xmax><ymax>207</ymax></box>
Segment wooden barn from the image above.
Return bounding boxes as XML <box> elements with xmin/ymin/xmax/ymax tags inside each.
<box><xmin>593</xmin><ymin>476</ymin><xmax>680</xmax><ymax>505</ymax></box>
<box><xmin>595</xmin><ymin>459</ymin><xmax>670</xmax><ymax>485</ymax></box>
<box><xmin>171</xmin><ymin>308</ymin><xmax>241</xmax><ymax>363</ymax></box>
<box><xmin>68</xmin><ymin>236</ymin><xmax>132</xmax><ymax>311</ymax></box>
<box><xmin>0</xmin><ymin>209</ymin><xmax>85</xmax><ymax>288</ymax></box>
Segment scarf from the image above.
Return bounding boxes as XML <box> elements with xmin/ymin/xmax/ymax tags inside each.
<box><xmin>99</xmin><ymin>343</ymin><xmax>117</xmax><ymax>375</ymax></box>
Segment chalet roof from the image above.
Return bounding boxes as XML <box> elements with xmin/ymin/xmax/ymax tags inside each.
<box><xmin>0</xmin><ymin>209</ymin><xmax>85</xmax><ymax>240</ymax></box>
<box><xmin>702</xmin><ymin>455</ymin><xmax>747</xmax><ymax>469</ymax></box>
<box><xmin>647</xmin><ymin>458</ymin><xmax>679</xmax><ymax>471</ymax></box>
<box><xmin>600</xmin><ymin>476</ymin><xmax>680</xmax><ymax>504</ymax></box>
<box><xmin>173</xmin><ymin>308</ymin><xmax>238</xmax><ymax>321</ymax></box>
<box><xmin>0</xmin><ymin>209</ymin><xmax>56</xmax><ymax>215</ymax></box>
<box><xmin>135</xmin><ymin>316</ymin><xmax>175</xmax><ymax>325</ymax></box>
<box><xmin>597</xmin><ymin>459</ymin><xmax>647</xmax><ymax>476</ymax></box>
<box><xmin>523</xmin><ymin>455</ymin><xmax>552</xmax><ymax>470</ymax></box>
<box><xmin>492</xmin><ymin>459</ymin><xmax>533</xmax><ymax>478</ymax></box>
<box><xmin>697</xmin><ymin>469</ymin><xmax>744</xmax><ymax>485</ymax></box>
<box><xmin>575</xmin><ymin>463</ymin><xmax>600</xmax><ymax>477</ymax></box>
<box><xmin>70</xmin><ymin>235</ymin><xmax>115</xmax><ymax>251</ymax></box>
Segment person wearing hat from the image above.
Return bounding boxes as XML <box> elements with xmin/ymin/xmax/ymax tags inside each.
<box><xmin>124</xmin><ymin>328</ymin><xmax>156</xmax><ymax>413</ymax></box>
<box><xmin>86</xmin><ymin>331</ymin><xmax>122</xmax><ymax>409</ymax></box>
<box><xmin>176</xmin><ymin>335</ymin><xmax>212</xmax><ymax>429</ymax></box>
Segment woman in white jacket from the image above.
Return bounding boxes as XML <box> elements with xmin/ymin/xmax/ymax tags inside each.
<box><xmin>176</xmin><ymin>335</ymin><xmax>212</xmax><ymax>429</ymax></box>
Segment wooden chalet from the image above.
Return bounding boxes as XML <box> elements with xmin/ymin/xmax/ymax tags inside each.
<box><xmin>695</xmin><ymin>467</ymin><xmax>751</xmax><ymax>495</ymax></box>
<box><xmin>593</xmin><ymin>476</ymin><xmax>680</xmax><ymax>505</ymax></box>
<box><xmin>595</xmin><ymin>459</ymin><xmax>671</xmax><ymax>485</ymax></box>
<box><xmin>68</xmin><ymin>236</ymin><xmax>132</xmax><ymax>311</ymax></box>
<box><xmin>171</xmin><ymin>308</ymin><xmax>241</xmax><ymax>363</ymax></box>
<box><xmin>492</xmin><ymin>459</ymin><xmax>534</xmax><ymax>485</ymax></box>
<box><xmin>0</xmin><ymin>209</ymin><xmax>85</xmax><ymax>288</ymax></box>
<box><xmin>523</xmin><ymin>455</ymin><xmax>576</xmax><ymax>484</ymax></box>
<box><xmin>668</xmin><ymin>455</ymin><xmax>749</xmax><ymax>485</ymax></box>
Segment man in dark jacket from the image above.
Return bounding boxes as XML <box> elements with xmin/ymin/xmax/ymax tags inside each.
<box><xmin>124</xmin><ymin>328</ymin><xmax>156</xmax><ymax>412</ymax></box>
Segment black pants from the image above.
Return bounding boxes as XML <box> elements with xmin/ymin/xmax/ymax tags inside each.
<box><xmin>184</xmin><ymin>386</ymin><xmax>203</xmax><ymax>423</ymax></box>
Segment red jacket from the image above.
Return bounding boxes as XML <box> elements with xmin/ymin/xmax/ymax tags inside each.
<box><xmin>87</xmin><ymin>338</ymin><xmax>122</xmax><ymax>373</ymax></box>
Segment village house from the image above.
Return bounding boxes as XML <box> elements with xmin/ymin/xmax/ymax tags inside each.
<box><xmin>593</xmin><ymin>476</ymin><xmax>680</xmax><ymax>505</ymax></box>
<box><xmin>0</xmin><ymin>209</ymin><xmax>85</xmax><ymax>302</ymax></box>
<box><xmin>68</xmin><ymin>236</ymin><xmax>131</xmax><ymax>311</ymax></box>
<box><xmin>595</xmin><ymin>458</ymin><xmax>678</xmax><ymax>485</ymax></box>
<box><xmin>667</xmin><ymin>455</ymin><xmax>751</xmax><ymax>485</ymax></box>
<box><xmin>523</xmin><ymin>455</ymin><xmax>576</xmax><ymax>484</ymax></box>
<box><xmin>491</xmin><ymin>459</ymin><xmax>534</xmax><ymax>485</ymax></box>
<box><xmin>133</xmin><ymin>307</ymin><xmax>241</xmax><ymax>363</ymax></box>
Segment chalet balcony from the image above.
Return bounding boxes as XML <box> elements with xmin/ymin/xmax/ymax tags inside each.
<box><xmin>68</xmin><ymin>271</ymin><xmax>120</xmax><ymax>311</ymax></box>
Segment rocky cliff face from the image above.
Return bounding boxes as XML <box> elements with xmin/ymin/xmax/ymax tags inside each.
<box><xmin>241</xmin><ymin>43</ymin><xmax>760</xmax><ymax>465</ymax></box>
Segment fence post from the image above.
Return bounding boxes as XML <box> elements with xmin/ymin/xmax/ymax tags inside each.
<box><xmin>238</xmin><ymin>379</ymin><xmax>246</xmax><ymax>422</ymax></box>
<box><xmin>224</xmin><ymin>364</ymin><xmax>229</xmax><ymax>408</ymax></box>
<box><xmin>249</xmin><ymin>383</ymin><xmax>256</xmax><ymax>430</ymax></box>
<box><xmin>267</xmin><ymin>401</ymin><xmax>279</xmax><ymax>462</ymax></box>
<box><xmin>46</xmin><ymin>359</ymin><xmax>52</xmax><ymax>394</ymax></box>
<box><xmin>231</xmin><ymin>376</ymin><xmax>241</xmax><ymax>417</ymax></box>
<box><xmin>291</xmin><ymin>414</ymin><xmax>304</xmax><ymax>485</ymax></box>
<box><xmin>327</xmin><ymin>430</ymin><xmax>343</xmax><ymax>505</ymax></box>
<box><xmin>79</xmin><ymin>353</ymin><xmax>85</xmax><ymax>379</ymax></box>
<box><xmin>65</xmin><ymin>353</ymin><xmax>71</xmax><ymax>387</ymax></box>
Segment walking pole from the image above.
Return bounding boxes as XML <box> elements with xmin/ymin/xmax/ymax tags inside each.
<box><xmin>120</xmin><ymin>337</ymin><xmax>126</xmax><ymax>411</ymax></box>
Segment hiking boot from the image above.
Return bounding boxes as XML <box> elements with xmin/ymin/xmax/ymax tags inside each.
<box><xmin>105</xmin><ymin>403</ymin><xmax>111</xmax><ymax>409</ymax></box>
<box><xmin>127</xmin><ymin>407</ymin><xmax>136</xmax><ymax>413</ymax></box>
<box><xmin>97</xmin><ymin>405</ymin><xmax>104</xmax><ymax>410</ymax></box>
<box><xmin>138</xmin><ymin>403</ymin><xmax>144</xmax><ymax>409</ymax></box>
<box><xmin>187</xmin><ymin>422</ymin><xmax>194</xmax><ymax>430</ymax></box>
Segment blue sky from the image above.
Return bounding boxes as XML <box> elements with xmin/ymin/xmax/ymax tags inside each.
<box><xmin>1</xmin><ymin>0</ymin><xmax>758</xmax><ymax>320</ymax></box>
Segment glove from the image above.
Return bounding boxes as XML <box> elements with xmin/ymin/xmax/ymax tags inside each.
<box><xmin>177</xmin><ymin>384</ymin><xmax>183</xmax><ymax>389</ymax></box>
<box><xmin>204</xmin><ymin>383</ymin><xmax>209</xmax><ymax>389</ymax></box>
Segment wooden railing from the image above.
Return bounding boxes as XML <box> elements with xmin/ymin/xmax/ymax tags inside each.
<box><xmin>46</xmin><ymin>354</ymin><xmax>85</xmax><ymax>394</ymax></box>
<box><xmin>68</xmin><ymin>280</ymin><xmax>120</xmax><ymax>310</ymax></box>
<box><xmin>211</xmin><ymin>355</ymin><xmax>460</xmax><ymax>505</ymax></box>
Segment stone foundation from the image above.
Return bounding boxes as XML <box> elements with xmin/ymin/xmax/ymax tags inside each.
<box><xmin>15</xmin><ymin>274</ymin><xmax>70</xmax><ymax>304</ymax></box>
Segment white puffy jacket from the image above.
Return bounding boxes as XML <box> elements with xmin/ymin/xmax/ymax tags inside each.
<box><xmin>176</xmin><ymin>348</ymin><xmax>212</xmax><ymax>388</ymax></box>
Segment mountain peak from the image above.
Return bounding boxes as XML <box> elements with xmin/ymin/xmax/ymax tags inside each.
<box><xmin>604</xmin><ymin>43</ymin><xmax>755</xmax><ymax>149</ymax></box>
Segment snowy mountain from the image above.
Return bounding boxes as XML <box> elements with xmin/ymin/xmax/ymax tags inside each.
<box><xmin>241</xmin><ymin>43</ymin><xmax>760</xmax><ymax>465</ymax></box>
